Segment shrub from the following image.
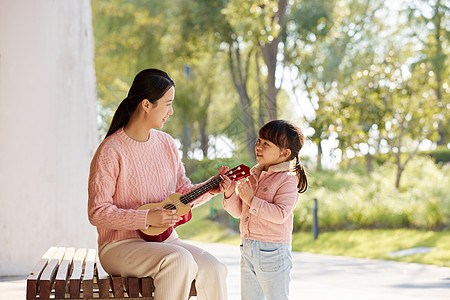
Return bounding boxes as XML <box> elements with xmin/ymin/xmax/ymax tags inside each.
<box><xmin>421</xmin><ymin>146</ymin><xmax>450</xmax><ymax>164</ymax></box>
<box><xmin>294</xmin><ymin>156</ymin><xmax>450</xmax><ymax>231</ymax></box>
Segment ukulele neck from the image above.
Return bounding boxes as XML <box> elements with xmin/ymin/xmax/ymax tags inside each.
<box><xmin>179</xmin><ymin>176</ymin><xmax>222</xmax><ymax>205</ymax></box>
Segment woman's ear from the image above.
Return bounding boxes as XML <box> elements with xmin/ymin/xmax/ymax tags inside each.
<box><xmin>141</xmin><ymin>99</ymin><xmax>151</xmax><ymax>113</ymax></box>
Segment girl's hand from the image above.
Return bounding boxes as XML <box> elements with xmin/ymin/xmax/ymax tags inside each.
<box><xmin>224</xmin><ymin>181</ymin><xmax>236</xmax><ymax>198</ymax></box>
<box><xmin>209</xmin><ymin>166</ymin><xmax>232</xmax><ymax>195</ymax></box>
<box><xmin>146</xmin><ymin>207</ymin><xmax>182</xmax><ymax>227</ymax></box>
<box><xmin>237</xmin><ymin>178</ymin><xmax>253</xmax><ymax>205</ymax></box>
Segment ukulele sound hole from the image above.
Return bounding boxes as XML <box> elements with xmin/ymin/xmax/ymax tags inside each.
<box><xmin>164</xmin><ymin>204</ymin><xmax>177</xmax><ymax>210</ymax></box>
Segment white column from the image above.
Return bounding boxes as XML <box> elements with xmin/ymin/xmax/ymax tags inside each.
<box><xmin>0</xmin><ymin>0</ymin><xmax>99</xmax><ymax>276</ymax></box>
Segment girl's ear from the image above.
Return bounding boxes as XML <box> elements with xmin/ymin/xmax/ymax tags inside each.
<box><xmin>282</xmin><ymin>148</ymin><xmax>291</xmax><ymax>159</ymax></box>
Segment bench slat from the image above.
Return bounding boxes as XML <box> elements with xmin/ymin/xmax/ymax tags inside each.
<box><xmin>26</xmin><ymin>247</ymin><xmax>58</xmax><ymax>300</ymax></box>
<box><xmin>112</xmin><ymin>276</ymin><xmax>124</xmax><ymax>298</ymax></box>
<box><xmin>141</xmin><ymin>277</ymin><xmax>154</xmax><ymax>298</ymax></box>
<box><xmin>69</xmin><ymin>248</ymin><xmax>87</xmax><ymax>298</ymax></box>
<box><xmin>82</xmin><ymin>249</ymin><xmax>96</xmax><ymax>298</ymax></box>
<box><xmin>39</xmin><ymin>247</ymin><xmax>66</xmax><ymax>299</ymax></box>
<box><xmin>54</xmin><ymin>247</ymin><xmax>75</xmax><ymax>298</ymax></box>
<box><xmin>96</xmin><ymin>256</ymin><xmax>111</xmax><ymax>298</ymax></box>
<box><xmin>127</xmin><ymin>277</ymin><xmax>140</xmax><ymax>298</ymax></box>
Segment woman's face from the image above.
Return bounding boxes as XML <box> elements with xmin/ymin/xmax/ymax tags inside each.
<box><xmin>148</xmin><ymin>86</ymin><xmax>175</xmax><ymax>129</ymax></box>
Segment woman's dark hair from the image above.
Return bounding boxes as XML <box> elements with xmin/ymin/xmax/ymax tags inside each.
<box><xmin>105</xmin><ymin>69</ymin><xmax>175</xmax><ymax>139</ymax></box>
<box><xmin>259</xmin><ymin>120</ymin><xmax>308</xmax><ymax>193</ymax></box>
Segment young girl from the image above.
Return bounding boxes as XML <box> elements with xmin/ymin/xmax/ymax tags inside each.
<box><xmin>88</xmin><ymin>68</ymin><xmax>232</xmax><ymax>300</ymax></box>
<box><xmin>223</xmin><ymin>120</ymin><xmax>308</xmax><ymax>300</ymax></box>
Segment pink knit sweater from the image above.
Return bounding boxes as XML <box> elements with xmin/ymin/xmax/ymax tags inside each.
<box><xmin>88</xmin><ymin>128</ymin><xmax>212</xmax><ymax>244</ymax></box>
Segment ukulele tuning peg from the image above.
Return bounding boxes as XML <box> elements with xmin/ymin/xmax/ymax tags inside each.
<box><xmin>232</xmin><ymin>175</ymin><xmax>236</xmax><ymax>178</ymax></box>
<box><xmin>242</xmin><ymin>172</ymin><xmax>245</xmax><ymax>175</ymax></box>
<box><xmin>237</xmin><ymin>167</ymin><xmax>241</xmax><ymax>170</ymax></box>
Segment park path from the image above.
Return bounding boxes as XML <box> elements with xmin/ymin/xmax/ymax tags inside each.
<box><xmin>1</xmin><ymin>241</ymin><xmax>449</xmax><ymax>300</ymax></box>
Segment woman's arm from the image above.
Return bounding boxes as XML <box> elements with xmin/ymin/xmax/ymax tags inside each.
<box><xmin>87</xmin><ymin>146</ymin><xmax>148</xmax><ymax>230</ymax></box>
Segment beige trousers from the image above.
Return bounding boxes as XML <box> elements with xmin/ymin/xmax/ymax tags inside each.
<box><xmin>99</xmin><ymin>236</ymin><xmax>228</xmax><ymax>300</ymax></box>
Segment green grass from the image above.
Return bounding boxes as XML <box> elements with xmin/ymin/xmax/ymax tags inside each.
<box><xmin>291</xmin><ymin>229</ymin><xmax>450</xmax><ymax>267</ymax></box>
<box><xmin>178</xmin><ymin>198</ymin><xmax>450</xmax><ymax>267</ymax></box>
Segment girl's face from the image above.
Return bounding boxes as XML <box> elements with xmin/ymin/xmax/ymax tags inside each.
<box><xmin>255</xmin><ymin>137</ymin><xmax>289</xmax><ymax>170</ymax></box>
<box><xmin>147</xmin><ymin>86</ymin><xmax>175</xmax><ymax>129</ymax></box>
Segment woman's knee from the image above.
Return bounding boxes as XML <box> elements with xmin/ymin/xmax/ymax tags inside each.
<box><xmin>163</xmin><ymin>248</ymin><xmax>198</xmax><ymax>275</ymax></box>
<box><xmin>200</xmin><ymin>259</ymin><xmax>228</xmax><ymax>280</ymax></box>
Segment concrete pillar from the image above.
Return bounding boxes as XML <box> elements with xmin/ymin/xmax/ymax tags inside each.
<box><xmin>0</xmin><ymin>0</ymin><xmax>98</xmax><ymax>275</ymax></box>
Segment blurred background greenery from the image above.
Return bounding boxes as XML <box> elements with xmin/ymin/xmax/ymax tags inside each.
<box><xmin>91</xmin><ymin>0</ymin><xmax>449</xmax><ymax>266</ymax></box>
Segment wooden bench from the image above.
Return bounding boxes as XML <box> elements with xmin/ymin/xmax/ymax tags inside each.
<box><xmin>26</xmin><ymin>247</ymin><xmax>197</xmax><ymax>299</ymax></box>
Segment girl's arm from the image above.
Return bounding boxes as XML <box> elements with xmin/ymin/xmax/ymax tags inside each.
<box><xmin>249</xmin><ymin>177</ymin><xmax>299</xmax><ymax>224</ymax></box>
<box><xmin>222</xmin><ymin>181</ymin><xmax>243</xmax><ymax>218</ymax></box>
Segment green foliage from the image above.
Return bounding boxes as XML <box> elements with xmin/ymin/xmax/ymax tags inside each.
<box><xmin>183</xmin><ymin>157</ymin><xmax>256</xmax><ymax>183</ymax></box>
<box><xmin>294</xmin><ymin>156</ymin><xmax>450</xmax><ymax>231</ymax></box>
<box><xmin>421</xmin><ymin>146</ymin><xmax>450</xmax><ymax>163</ymax></box>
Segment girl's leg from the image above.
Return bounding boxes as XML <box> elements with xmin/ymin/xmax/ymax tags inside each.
<box><xmin>169</xmin><ymin>238</ymin><xmax>228</xmax><ymax>300</ymax></box>
<box><xmin>241</xmin><ymin>240</ymin><xmax>265</xmax><ymax>300</ymax></box>
<box><xmin>253</xmin><ymin>241</ymin><xmax>293</xmax><ymax>300</ymax></box>
<box><xmin>99</xmin><ymin>238</ymin><xmax>197</xmax><ymax>300</ymax></box>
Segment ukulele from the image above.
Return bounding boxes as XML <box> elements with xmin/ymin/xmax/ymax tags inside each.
<box><xmin>137</xmin><ymin>164</ymin><xmax>251</xmax><ymax>242</ymax></box>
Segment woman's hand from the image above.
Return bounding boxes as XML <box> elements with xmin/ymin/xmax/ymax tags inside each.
<box><xmin>209</xmin><ymin>166</ymin><xmax>232</xmax><ymax>195</ymax></box>
<box><xmin>237</xmin><ymin>178</ymin><xmax>253</xmax><ymax>206</ymax></box>
<box><xmin>146</xmin><ymin>207</ymin><xmax>182</xmax><ymax>227</ymax></box>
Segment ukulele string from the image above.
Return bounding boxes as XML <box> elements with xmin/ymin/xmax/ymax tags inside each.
<box><xmin>165</xmin><ymin>176</ymin><xmax>223</xmax><ymax>208</ymax></box>
<box><xmin>166</xmin><ymin>167</ymin><xmax>247</xmax><ymax>209</ymax></box>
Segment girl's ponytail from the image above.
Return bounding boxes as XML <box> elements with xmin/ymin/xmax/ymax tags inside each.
<box><xmin>294</xmin><ymin>156</ymin><xmax>308</xmax><ymax>193</ymax></box>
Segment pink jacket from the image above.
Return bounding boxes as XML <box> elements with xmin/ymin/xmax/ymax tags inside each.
<box><xmin>223</xmin><ymin>161</ymin><xmax>299</xmax><ymax>244</ymax></box>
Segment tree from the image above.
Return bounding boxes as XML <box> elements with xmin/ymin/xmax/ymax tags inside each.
<box><xmin>91</xmin><ymin>0</ymin><xmax>172</xmax><ymax>136</ymax></box>
<box><xmin>290</xmin><ymin>0</ymin><xmax>384</xmax><ymax>170</ymax></box>
<box><xmin>405</xmin><ymin>0</ymin><xmax>450</xmax><ymax>146</ymax></box>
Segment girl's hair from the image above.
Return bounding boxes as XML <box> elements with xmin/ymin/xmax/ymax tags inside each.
<box><xmin>105</xmin><ymin>68</ymin><xmax>175</xmax><ymax>139</ymax></box>
<box><xmin>259</xmin><ymin>120</ymin><xmax>308</xmax><ymax>193</ymax></box>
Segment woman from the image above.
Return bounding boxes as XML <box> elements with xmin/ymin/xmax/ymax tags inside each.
<box><xmin>88</xmin><ymin>68</ymin><xmax>230</xmax><ymax>300</ymax></box>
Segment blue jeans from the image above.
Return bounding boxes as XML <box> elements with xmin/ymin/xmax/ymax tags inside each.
<box><xmin>240</xmin><ymin>239</ymin><xmax>293</xmax><ymax>300</ymax></box>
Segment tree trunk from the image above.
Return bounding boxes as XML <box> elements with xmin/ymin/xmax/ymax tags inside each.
<box><xmin>395</xmin><ymin>153</ymin><xmax>403</xmax><ymax>189</ymax></box>
<box><xmin>434</xmin><ymin>1</ymin><xmax>446</xmax><ymax>145</ymax></box>
<box><xmin>181</xmin><ymin>119</ymin><xmax>191</xmax><ymax>159</ymax></box>
<box><xmin>317</xmin><ymin>141</ymin><xmax>323</xmax><ymax>171</ymax></box>
<box><xmin>199</xmin><ymin>120</ymin><xmax>208</xmax><ymax>159</ymax></box>
<box><xmin>261</xmin><ymin>42</ymin><xmax>278</xmax><ymax>121</ymax></box>
<box><xmin>259</xmin><ymin>0</ymin><xmax>288</xmax><ymax>121</ymax></box>
<box><xmin>365</xmin><ymin>153</ymin><xmax>373</xmax><ymax>174</ymax></box>
<box><xmin>255</xmin><ymin>51</ymin><xmax>265</xmax><ymax>127</ymax></box>
<box><xmin>228</xmin><ymin>44</ymin><xmax>257</xmax><ymax>159</ymax></box>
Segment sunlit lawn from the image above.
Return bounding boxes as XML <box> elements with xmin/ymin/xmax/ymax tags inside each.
<box><xmin>178</xmin><ymin>201</ymin><xmax>450</xmax><ymax>268</ymax></box>
<box><xmin>291</xmin><ymin>229</ymin><xmax>450</xmax><ymax>267</ymax></box>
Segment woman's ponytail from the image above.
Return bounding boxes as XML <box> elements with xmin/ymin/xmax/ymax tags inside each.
<box><xmin>294</xmin><ymin>156</ymin><xmax>308</xmax><ymax>193</ymax></box>
<box><xmin>105</xmin><ymin>97</ymin><xmax>132</xmax><ymax>139</ymax></box>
